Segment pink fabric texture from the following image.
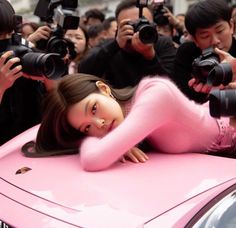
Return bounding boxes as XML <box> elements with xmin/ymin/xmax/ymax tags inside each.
<box><xmin>80</xmin><ymin>77</ymin><xmax>235</xmax><ymax>171</ymax></box>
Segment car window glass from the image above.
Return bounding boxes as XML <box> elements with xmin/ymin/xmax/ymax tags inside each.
<box><xmin>193</xmin><ymin>190</ymin><xmax>236</xmax><ymax>228</ymax></box>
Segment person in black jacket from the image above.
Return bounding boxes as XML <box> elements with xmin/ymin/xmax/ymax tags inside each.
<box><xmin>173</xmin><ymin>0</ymin><xmax>236</xmax><ymax>104</ymax></box>
<box><xmin>0</xmin><ymin>0</ymin><xmax>55</xmax><ymax>145</ymax></box>
<box><xmin>79</xmin><ymin>0</ymin><xmax>176</xmax><ymax>88</ymax></box>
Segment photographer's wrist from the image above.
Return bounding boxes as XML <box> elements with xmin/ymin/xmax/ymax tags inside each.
<box><xmin>0</xmin><ymin>89</ymin><xmax>5</xmax><ymax>104</ymax></box>
<box><xmin>173</xmin><ymin>20</ymin><xmax>184</xmax><ymax>31</ymax></box>
<box><xmin>143</xmin><ymin>47</ymin><xmax>155</xmax><ymax>60</ymax></box>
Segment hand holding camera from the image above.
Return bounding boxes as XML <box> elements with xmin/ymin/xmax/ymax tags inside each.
<box><xmin>205</xmin><ymin>48</ymin><xmax>236</xmax><ymax>118</ymax></box>
<box><xmin>131</xmin><ymin>31</ymin><xmax>156</xmax><ymax>59</ymax></box>
<box><xmin>116</xmin><ymin>0</ymin><xmax>157</xmax><ymax>59</ymax></box>
<box><xmin>192</xmin><ymin>47</ymin><xmax>233</xmax><ymax>86</ymax></box>
<box><xmin>0</xmin><ymin>51</ymin><xmax>23</xmax><ymax>102</ymax></box>
<box><xmin>116</xmin><ymin>19</ymin><xmax>134</xmax><ymax>49</ymax></box>
<box><xmin>27</xmin><ymin>25</ymin><xmax>52</xmax><ymax>46</ymax></box>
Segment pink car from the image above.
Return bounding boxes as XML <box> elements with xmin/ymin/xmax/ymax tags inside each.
<box><xmin>1</xmin><ymin>125</ymin><xmax>236</xmax><ymax>227</ymax></box>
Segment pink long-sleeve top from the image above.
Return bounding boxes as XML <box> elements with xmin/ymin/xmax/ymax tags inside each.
<box><xmin>80</xmin><ymin>77</ymin><xmax>235</xmax><ymax>171</ymax></box>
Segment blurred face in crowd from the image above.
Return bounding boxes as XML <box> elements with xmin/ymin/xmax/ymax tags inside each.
<box><xmin>156</xmin><ymin>24</ymin><xmax>173</xmax><ymax>37</ymax></box>
<box><xmin>86</xmin><ymin>18</ymin><xmax>103</xmax><ymax>30</ymax></box>
<box><xmin>0</xmin><ymin>32</ymin><xmax>12</xmax><ymax>40</ymax></box>
<box><xmin>105</xmin><ymin>20</ymin><xmax>117</xmax><ymax>39</ymax></box>
<box><xmin>21</xmin><ymin>24</ymin><xmax>35</xmax><ymax>39</ymax></box>
<box><xmin>88</xmin><ymin>31</ymin><xmax>106</xmax><ymax>48</ymax></box>
<box><xmin>65</xmin><ymin>27</ymin><xmax>87</xmax><ymax>56</ymax></box>
<box><xmin>193</xmin><ymin>20</ymin><xmax>233</xmax><ymax>52</ymax></box>
<box><xmin>117</xmin><ymin>6</ymin><xmax>153</xmax><ymax>25</ymax></box>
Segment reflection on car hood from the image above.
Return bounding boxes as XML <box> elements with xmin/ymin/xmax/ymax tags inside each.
<box><xmin>1</xmin><ymin>125</ymin><xmax>236</xmax><ymax>227</ymax></box>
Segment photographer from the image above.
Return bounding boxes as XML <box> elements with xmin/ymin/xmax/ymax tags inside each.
<box><xmin>204</xmin><ymin>47</ymin><xmax>236</xmax><ymax>127</ymax></box>
<box><xmin>0</xmin><ymin>0</ymin><xmax>59</xmax><ymax>145</ymax></box>
<box><xmin>151</xmin><ymin>1</ymin><xmax>185</xmax><ymax>45</ymax></box>
<box><xmin>173</xmin><ymin>0</ymin><xmax>236</xmax><ymax>104</ymax></box>
<box><xmin>79</xmin><ymin>0</ymin><xmax>176</xmax><ymax>89</ymax></box>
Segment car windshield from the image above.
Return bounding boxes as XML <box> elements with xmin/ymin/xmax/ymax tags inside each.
<box><xmin>193</xmin><ymin>188</ymin><xmax>236</xmax><ymax>228</ymax></box>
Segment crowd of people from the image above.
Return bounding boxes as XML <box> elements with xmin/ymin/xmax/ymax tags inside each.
<box><xmin>2</xmin><ymin>0</ymin><xmax>236</xmax><ymax>171</ymax></box>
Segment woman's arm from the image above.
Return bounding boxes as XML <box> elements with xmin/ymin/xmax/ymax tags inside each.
<box><xmin>80</xmin><ymin>79</ymin><xmax>177</xmax><ymax>171</ymax></box>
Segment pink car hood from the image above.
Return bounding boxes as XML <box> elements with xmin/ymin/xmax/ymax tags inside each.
<box><xmin>1</xmin><ymin>125</ymin><xmax>236</xmax><ymax>227</ymax></box>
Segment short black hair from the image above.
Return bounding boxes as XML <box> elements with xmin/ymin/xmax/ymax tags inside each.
<box><xmin>115</xmin><ymin>0</ymin><xmax>137</xmax><ymax>19</ymax></box>
<box><xmin>87</xmin><ymin>24</ymin><xmax>104</xmax><ymax>38</ymax></box>
<box><xmin>0</xmin><ymin>0</ymin><xmax>15</xmax><ymax>34</ymax></box>
<box><xmin>185</xmin><ymin>0</ymin><xmax>231</xmax><ymax>37</ymax></box>
<box><xmin>115</xmin><ymin>0</ymin><xmax>152</xmax><ymax>19</ymax></box>
<box><xmin>103</xmin><ymin>16</ymin><xmax>116</xmax><ymax>31</ymax></box>
<box><xmin>84</xmin><ymin>9</ymin><xmax>105</xmax><ymax>23</ymax></box>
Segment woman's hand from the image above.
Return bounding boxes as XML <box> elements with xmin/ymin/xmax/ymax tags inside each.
<box><xmin>120</xmin><ymin>147</ymin><xmax>149</xmax><ymax>163</ymax></box>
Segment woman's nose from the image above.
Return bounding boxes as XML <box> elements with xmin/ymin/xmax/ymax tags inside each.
<box><xmin>93</xmin><ymin>118</ymin><xmax>105</xmax><ymax>128</ymax></box>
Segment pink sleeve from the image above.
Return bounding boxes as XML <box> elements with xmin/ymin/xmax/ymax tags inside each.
<box><xmin>80</xmin><ymin>80</ymin><xmax>178</xmax><ymax>171</ymax></box>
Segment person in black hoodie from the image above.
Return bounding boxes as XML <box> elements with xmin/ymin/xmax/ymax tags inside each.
<box><xmin>79</xmin><ymin>0</ymin><xmax>176</xmax><ymax>89</ymax></box>
<box><xmin>173</xmin><ymin>0</ymin><xmax>236</xmax><ymax>104</ymax></box>
<box><xmin>0</xmin><ymin>0</ymin><xmax>50</xmax><ymax>145</ymax></box>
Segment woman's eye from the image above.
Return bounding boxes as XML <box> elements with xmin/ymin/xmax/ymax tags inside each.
<box><xmin>92</xmin><ymin>103</ymin><xmax>97</xmax><ymax>115</ymax></box>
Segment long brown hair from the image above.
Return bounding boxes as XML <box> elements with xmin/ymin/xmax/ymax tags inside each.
<box><xmin>22</xmin><ymin>73</ymin><xmax>136</xmax><ymax>157</ymax></box>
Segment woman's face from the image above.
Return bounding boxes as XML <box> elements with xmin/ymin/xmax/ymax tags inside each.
<box><xmin>67</xmin><ymin>82</ymin><xmax>124</xmax><ymax>137</ymax></box>
<box><xmin>65</xmin><ymin>27</ymin><xmax>87</xmax><ymax>55</ymax></box>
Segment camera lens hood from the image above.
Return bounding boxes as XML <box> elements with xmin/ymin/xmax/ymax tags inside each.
<box><xmin>207</xmin><ymin>62</ymin><xmax>232</xmax><ymax>86</ymax></box>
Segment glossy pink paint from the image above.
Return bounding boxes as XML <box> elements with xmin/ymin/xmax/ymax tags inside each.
<box><xmin>1</xmin><ymin>125</ymin><xmax>236</xmax><ymax>227</ymax></box>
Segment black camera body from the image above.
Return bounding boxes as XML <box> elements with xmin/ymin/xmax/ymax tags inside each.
<box><xmin>1</xmin><ymin>34</ymin><xmax>66</xmax><ymax>79</ymax></box>
<box><xmin>128</xmin><ymin>17</ymin><xmax>158</xmax><ymax>44</ymax></box>
<box><xmin>130</xmin><ymin>0</ymin><xmax>158</xmax><ymax>44</ymax></box>
<box><xmin>34</xmin><ymin>0</ymin><xmax>79</xmax><ymax>59</ymax></box>
<box><xmin>192</xmin><ymin>47</ymin><xmax>232</xmax><ymax>86</ymax></box>
<box><xmin>152</xmin><ymin>1</ymin><xmax>169</xmax><ymax>25</ymax></box>
<box><xmin>36</xmin><ymin>26</ymin><xmax>77</xmax><ymax>59</ymax></box>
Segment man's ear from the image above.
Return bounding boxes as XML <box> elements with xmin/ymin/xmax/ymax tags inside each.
<box><xmin>229</xmin><ymin>18</ymin><xmax>234</xmax><ymax>35</ymax></box>
<box><xmin>95</xmin><ymin>81</ymin><xmax>111</xmax><ymax>96</ymax></box>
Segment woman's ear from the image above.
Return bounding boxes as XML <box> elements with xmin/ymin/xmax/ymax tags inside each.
<box><xmin>95</xmin><ymin>81</ymin><xmax>111</xmax><ymax>96</ymax></box>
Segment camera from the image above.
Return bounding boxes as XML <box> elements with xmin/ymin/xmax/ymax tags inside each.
<box><xmin>209</xmin><ymin>89</ymin><xmax>236</xmax><ymax>118</ymax></box>
<box><xmin>129</xmin><ymin>0</ymin><xmax>158</xmax><ymax>44</ymax></box>
<box><xmin>34</xmin><ymin>0</ymin><xmax>79</xmax><ymax>59</ymax></box>
<box><xmin>152</xmin><ymin>0</ymin><xmax>169</xmax><ymax>25</ymax></box>
<box><xmin>192</xmin><ymin>47</ymin><xmax>232</xmax><ymax>86</ymax></box>
<box><xmin>1</xmin><ymin>33</ymin><xmax>66</xmax><ymax>79</ymax></box>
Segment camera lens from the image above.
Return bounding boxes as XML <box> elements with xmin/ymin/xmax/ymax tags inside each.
<box><xmin>207</xmin><ymin>62</ymin><xmax>233</xmax><ymax>86</ymax></box>
<box><xmin>21</xmin><ymin>53</ymin><xmax>66</xmax><ymax>79</ymax></box>
<box><xmin>209</xmin><ymin>89</ymin><xmax>236</xmax><ymax>118</ymax></box>
<box><xmin>139</xmin><ymin>25</ymin><xmax>158</xmax><ymax>44</ymax></box>
<box><xmin>47</xmin><ymin>37</ymin><xmax>68</xmax><ymax>57</ymax></box>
